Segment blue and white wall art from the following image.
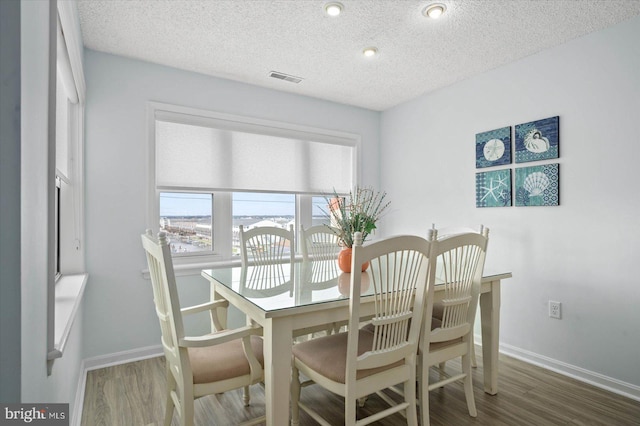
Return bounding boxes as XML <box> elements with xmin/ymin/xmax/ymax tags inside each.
<box><xmin>476</xmin><ymin>126</ymin><xmax>512</xmax><ymax>168</ymax></box>
<box><xmin>515</xmin><ymin>163</ymin><xmax>559</xmax><ymax>206</ymax></box>
<box><xmin>515</xmin><ymin>116</ymin><xmax>559</xmax><ymax>163</ymax></box>
<box><xmin>476</xmin><ymin>169</ymin><xmax>512</xmax><ymax>207</ymax></box>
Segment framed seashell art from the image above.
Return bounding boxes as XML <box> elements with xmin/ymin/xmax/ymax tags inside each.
<box><xmin>476</xmin><ymin>169</ymin><xmax>512</xmax><ymax>207</ymax></box>
<box><xmin>514</xmin><ymin>116</ymin><xmax>559</xmax><ymax>163</ymax></box>
<box><xmin>514</xmin><ymin>164</ymin><xmax>559</xmax><ymax>206</ymax></box>
<box><xmin>475</xmin><ymin>126</ymin><xmax>512</xmax><ymax>168</ymax></box>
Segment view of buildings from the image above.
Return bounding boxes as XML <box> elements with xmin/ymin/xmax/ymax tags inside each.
<box><xmin>159</xmin><ymin>192</ymin><xmax>332</xmax><ymax>255</ymax></box>
<box><xmin>160</xmin><ymin>215</ymin><xmax>329</xmax><ymax>255</ymax></box>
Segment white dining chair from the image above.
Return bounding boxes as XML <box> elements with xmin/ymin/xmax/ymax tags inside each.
<box><xmin>300</xmin><ymin>224</ymin><xmax>341</xmax><ymax>261</ymax></box>
<box><xmin>290</xmin><ymin>231</ymin><xmax>437</xmax><ymax>426</ymax></box>
<box><xmin>141</xmin><ymin>230</ymin><xmax>265</xmax><ymax>426</ymax></box>
<box><xmin>239</xmin><ymin>224</ymin><xmax>294</xmax><ymax>266</ymax></box>
<box><xmin>431</xmin><ymin>224</ymin><xmax>489</xmax><ymax>368</ymax></box>
<box><xmin>418</xmin><ymin>227</ymin><xmax>489</xmax><ymax>426</ymax></box>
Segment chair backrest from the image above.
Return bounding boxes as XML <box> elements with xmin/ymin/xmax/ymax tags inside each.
<box><xmin>431</xmin><ymin>224</ymin><xmax>487</xmax><ymax>280</ymax></box>
<box><xmin>429</xmin><ymin>227</ymin><xmax>489</xmax><ymax>344</ymax></box>
<box><xmin>300</xmin><ymin>225</ymin><xmax>341</xmax><ymax>261</ymax></box>
<box><xmin>140</xmin><ymin>230</ymin><xmax>187</xmax><ymax>377</ymax></box>
<box><xmin>433</xmin><ymin>224</ymin><xmax>487</xmax><ymax>239</ymax></box>
<box><xmin>239</xmin><ymin>224</ymin><xmax>295</xmax><ymax>266</ymax></box>
<box><xmin>347</xmin><ymin>232</ymin><xmax>436</xmax><ymax>379</ymax></box>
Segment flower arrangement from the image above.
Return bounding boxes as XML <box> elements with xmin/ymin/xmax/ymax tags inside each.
<box><xmin>325</xmin><ymin>186</ymin><xmax>391</xmax><ymax>248</ymax></box>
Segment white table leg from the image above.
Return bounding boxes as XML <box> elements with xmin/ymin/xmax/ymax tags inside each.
<box><xmin>211</xmin><ymin>284</ymin><xmax>227</xmax><ymax>330</ymax></box>
<box><xmin>480</xmin><ymin>279</ymin><xmax>501</xmax><ymax>395</ymax></box>
<box><xmin>264</xmin><ymin>316</ymin><xmax>293</xmax><ymax>425</ymax></box>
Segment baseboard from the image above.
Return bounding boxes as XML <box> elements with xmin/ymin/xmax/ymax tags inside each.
<box><xmin>82</xmin><ymin>344</ymin><xmax>163</xmax><ymax>371</ymax></box>
<box><xmin>494</xmin><ymin>339</ymin><xmax>640</xmax><ymax>402</ymax></box>
<box><xmin>72</xmin><ymin>345</ymin><xmax>163</xmax><ymax>426</ymax></box>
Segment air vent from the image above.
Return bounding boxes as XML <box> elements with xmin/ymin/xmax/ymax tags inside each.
<box><xmin>269</xmin><ymin>71</ymin><xmax>303</xmax><ymax>84</ymax></box>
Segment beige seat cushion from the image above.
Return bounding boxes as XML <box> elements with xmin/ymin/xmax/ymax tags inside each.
<box><xmin>188</xmin><ymin>335</ymin><xmax>264</xmax><ymax>384</ymax></box>
<box><xmin>292</xmin><ymin>330</ymin><xmax>403</xmax><ymax>384</ymax></box>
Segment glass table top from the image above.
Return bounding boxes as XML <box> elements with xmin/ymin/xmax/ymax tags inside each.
<box><xmin>203</xmin><ymin>260</ymin><xmax>511</xmax><ymax>314</ymax></box>
<box><xmin>203</xmin><ymin>260</ymin><xmax>373</xmax><ymax>313</ymax></box>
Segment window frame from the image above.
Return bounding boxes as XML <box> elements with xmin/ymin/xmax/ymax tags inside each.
<box><xmin>46</xmin><ymin>2</ymin><xmax>87</xmax><ymax>373</ymax></box>
<box><xmin>147</xmin><ymin>102</ymin><xmax>360</xmax><ymax>268</ymax></box>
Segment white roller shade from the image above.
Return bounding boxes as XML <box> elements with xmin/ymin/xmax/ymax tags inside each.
<box><xmin>155</xmin><ymin>114</ymin><xmax>355</xmax><ymax>194</ymax></box>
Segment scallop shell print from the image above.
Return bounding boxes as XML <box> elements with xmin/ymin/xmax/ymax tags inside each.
<box><xmin>523</xmin><ymin>172</ymin><xmax>549</xmax><ymax>196</ymax></box>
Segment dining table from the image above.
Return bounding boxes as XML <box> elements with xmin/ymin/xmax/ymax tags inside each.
<box><xmin>201</xmin><ymin>260</ymin><xmax>512</xmax><ymax>426</ymax></box>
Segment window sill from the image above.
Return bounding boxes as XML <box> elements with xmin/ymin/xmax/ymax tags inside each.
<box><xmin>141</xmin><ymin>255</ymin><xmax>306</xmax><ymax>279</ymax></box>
<box><xmin>142</xmin><ymin>258</ymin><xmax>246</xmax><ymax>279</ymax></box>
<box><xmin>47</xmin><ymin>273</ymin><xmax>88</xmax><ymax>362</ymax></box>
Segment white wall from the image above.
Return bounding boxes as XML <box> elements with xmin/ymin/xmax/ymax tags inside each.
<box><xmin>82</xmin><ymin>50</ymin><xmax>380</xmax><ymax>358</ymax></box>
<box><xmin>19</xmin><ymin>0</ymin><xmax>85</xmax><ymax>419</ymax></box>
<box><xmin>380</xmin><ymin>16</ymin><xmax>640</xmax><ymax>398</ymax></box>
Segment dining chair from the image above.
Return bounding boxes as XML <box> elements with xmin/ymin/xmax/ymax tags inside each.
<box><xmin>300</xmin><ymin>225</ymin><xmax>341</xmax><ymax>261</ymax></box>
<box><xmin>418</xmin><ymin>227</ymin><xmax>489</xmax><ymax>426</ymax></box>
<box><xmin>431</xmin><ymin>225</ymin><xmax>489</xmax><ymax>368</ymax></box>
<box><xmin>239</xmin><ymin>224</ymin><xmax>295</xmax><ymax>266</ymax></box>
<box><xmin>141</xmin><ymin>230</ymin><xmax>265</xmax><ymax>426</ymax></box>
<box><xmin>291</xmin><ymin>231</ymin><xmax>437</xmax><ymax>426</ymax></box>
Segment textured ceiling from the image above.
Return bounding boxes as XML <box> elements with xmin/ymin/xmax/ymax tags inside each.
<box><xmin>76</xmin><ymin>0</ymin><xmax>640</xmax><ymax>111</ymax></box>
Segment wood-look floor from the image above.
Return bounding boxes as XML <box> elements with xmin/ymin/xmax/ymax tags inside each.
<box><xmin>81</xmin><ymin>349</ymin><xmax>640</xmax><ymax>425</ymax></box>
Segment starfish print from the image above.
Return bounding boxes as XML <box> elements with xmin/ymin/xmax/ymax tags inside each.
<box><xmin>480</xmin><ymin>178</ymin><xmax>501</xmax><ymax>202</ymax></box>
<box><xmin>495</xmin><ymin>174</ymin><xmax>509</xmax><ymax>188</ymax></box>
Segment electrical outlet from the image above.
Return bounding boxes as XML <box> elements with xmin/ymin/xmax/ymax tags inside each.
<box><xmin>549</xmin><ymin>301</ymin><xmax>562</xmax><ymax>319</ymax></box>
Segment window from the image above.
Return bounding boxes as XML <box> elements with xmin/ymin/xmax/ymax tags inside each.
<box><xmin>149</xmin><ymin>103</ymin><xmax>359</xmax><ymax>264</ymax></box>
<box><xmin>47</xmin><ymin>5</ymin><xmax>87</xmax><ymax>371</ymax></box>
<box><xmin>312</xmin><ymin>196</ymin><xmax>332</xmax><ymax>227</ymax></box>
<box><xmin>232</xmin><ymin>192</ymin><xmax>296</xmax><ymax>257</ymax></box>
<box><xmin>160</xmin><ymin>192</ymin><xmax>213</xmax><ymax>255</ymax></box>
<box><xmin>55</xmin><ymin>14</ymin><xmax>82</xmax><ymax>276</ymax></box>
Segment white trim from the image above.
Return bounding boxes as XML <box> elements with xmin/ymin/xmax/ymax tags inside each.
<box><xmin>48</xmin><ymin>273</ymin><xmax>88</xmax><ymax>361</ymax></box>
<box><xmin>140</xmin><ymin>254</ymin><xmax>308</xmax><ymax>279</ymax></box>
<box><xmin>146</xmin><ymin>103</ymin><xmax>158</xmax><ymax>241</ymax></box>
<box><xmin>71</xmin><ymin>358</ymin><xmax>87</xmax><ymax>426</ymax></box>
<box><xmin>150</xmin><ymin>101</ymin><xmax>361</xmax><ymax>148</ymax></box>
<box><xmin>499</xmin><ymin>342</ymin><xmax>640</xmax><ymax>402</ymax></box>
<box><xmin>473</xmin><ymin>334</ymin><xmax>640</xmax><ymax>402</ymax></box>
<box><xmin>57</xmin><ymin>0</ymin><xmax>85</xmax><ymax>103</ymax></box>
<box><xmin>56</xmin><ymin>14</ymin><xmax>77</xmax><ymax>103</ymax></box>
<box><xmin>83</xmin><ymin>344</ymin><xmax>164</xmax><ymax>372</ymax></box>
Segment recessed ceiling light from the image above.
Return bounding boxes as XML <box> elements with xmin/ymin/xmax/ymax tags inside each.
<box><xmin>324</xmin><ymin>2</ymin><xmax>343</xmax><ymax>17</ymax></box>
<box><xmin>362</xmin><ymin>47</ymin><xmax>378</xmax><ymax>58</ymax></box>
<box><xmin>423</xmin><ymin>3</ymin><xmax>446</xmax><ymax>19</ymax></box>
